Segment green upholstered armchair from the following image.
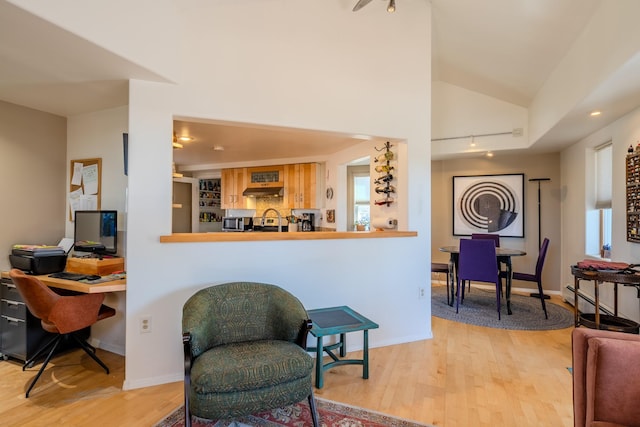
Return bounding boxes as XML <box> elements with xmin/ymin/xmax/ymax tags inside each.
<box><xmin>182</xmin><ymin>282</ymin><xmax>319</xmax><ymax>427</ymax></box>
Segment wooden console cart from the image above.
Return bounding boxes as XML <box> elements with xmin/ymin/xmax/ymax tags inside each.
<box><xmin>571</xmin><ymin>265</ymin><xmax>640</xmax><ymax>333</ymax></box>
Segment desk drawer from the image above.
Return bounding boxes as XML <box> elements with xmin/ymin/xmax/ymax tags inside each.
<box><xmin>1</xmin><ymin>279</ymin><xmax>22</xmax><ymax>303</ymax></box>
<box><xmin>1</xmin><ymin>314</ymin><xmax>27</xmax><ymax>360</ymax></box>
<box><xmin>1</xmin><ymin>299</ymin><xmax>26</xmax><ymax>320</ymax></box>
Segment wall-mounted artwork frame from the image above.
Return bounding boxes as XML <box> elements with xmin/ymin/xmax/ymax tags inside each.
<box><xmin>452</xmin><ymin>173</ymin><xmax>524</xmax><ymax>237</ymax></box>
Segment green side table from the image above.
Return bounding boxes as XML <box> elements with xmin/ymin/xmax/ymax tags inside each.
<box><xmin>306</xmin><ymin>305</ymin><xmax>379</xmax><ymax>388</ymax></box>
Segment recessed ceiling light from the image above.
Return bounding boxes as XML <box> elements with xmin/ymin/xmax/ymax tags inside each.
<box><xmin>590</xmin><ymin>111</ymin><xmax>602</xmax><ymax>117</ymax></box>
<box><xmin>178</xmin><ymin>136</ymin><xmax>194</xmax><ymax>142</ymax></box>
<box><xmin>212</xmin><ymin>145</ymin><xmax>225</xmax><ymax>151</ymax></box>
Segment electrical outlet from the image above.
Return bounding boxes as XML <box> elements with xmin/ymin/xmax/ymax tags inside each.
<box><xmin>418</xmin><ymin>287</ymin><xmax>425</xmax><ymax>299</ymax></box>
<box><xmin>140</xmin><ymin>316</ymin><xmax>152</xmax><ymax>333</ymax></box>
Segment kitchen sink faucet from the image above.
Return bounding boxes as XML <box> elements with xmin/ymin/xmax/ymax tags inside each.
<box><xmin>262</xmin><ymin>208</ymin><xmax>282</xmax><ymax>232</ymax></box>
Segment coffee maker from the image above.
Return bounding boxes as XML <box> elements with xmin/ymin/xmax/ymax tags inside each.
<box><xmin>301</xmin><ymin>213</ymin><xmax>315</xmax><ymax>232</ymax></box>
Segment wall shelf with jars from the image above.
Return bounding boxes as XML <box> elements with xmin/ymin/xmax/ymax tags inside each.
<box><xmin>626</xmin><ymin>153</ymin><xmax>640</xmax><ymax>242</ymax></box>
<box><xmin>199</xmin><ymin>178</ymin><xmax>222</xmax><ymax>223</ymax></box>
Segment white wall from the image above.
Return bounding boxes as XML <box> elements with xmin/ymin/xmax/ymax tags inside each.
<box><xmin>0</xmin><ymin>101</ymin><xmax>66</xmax><ymax>269</ymax></box>
<box><xmin>431</xmin><ymin>82</ymin><xmax>529</xmax><ymax>157</ymax></box>
<box><xmin>432</xmin><ymin>153</ymin><xmax>562</xmax><ymax>294</ymax></box>
<box><xmin>561</xmin><ymin>105</ymin><xmax>640</xmax><ymax>323</ymax></box>
<box><xmin>121</xmin><ymin>2</ymin><xmax>432</xmax><ymax>389</ymax></box>
<box><xmin>65</xmin><ymin>105</ymin><xmax>129</xmax><ymax>354</ymax></box>
<box><xmin>529</xmin><ymin>1</ymin><xmax>640</xmax><ymax>143</ymax></box>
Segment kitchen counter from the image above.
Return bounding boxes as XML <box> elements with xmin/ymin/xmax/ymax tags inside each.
<box><xmin>160</xmin><ymin>230</ymin><xmax>417</xmax><ymax>243</ymax></box>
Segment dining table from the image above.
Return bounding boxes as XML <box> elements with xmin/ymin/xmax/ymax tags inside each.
<box><xmin>439</xmin><ymin>245</ymin><xmax>526</xmax><ymax>315</ymax></box>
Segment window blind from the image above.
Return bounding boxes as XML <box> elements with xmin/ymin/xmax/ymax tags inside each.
<box><xmin>595</xmin><ymin>143</ymin><xmax>612</xmax><ymax>209</ymax></box>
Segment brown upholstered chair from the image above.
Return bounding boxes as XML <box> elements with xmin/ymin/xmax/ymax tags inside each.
<box><xmin>9</xmin><ymin>269</ymin><xmax>116</xmax><ymax>397</ymax></box>
<box><xmin>572</xmin><ymin>328</ymin><xmax>640</xmax><ymax>427</ymax></box>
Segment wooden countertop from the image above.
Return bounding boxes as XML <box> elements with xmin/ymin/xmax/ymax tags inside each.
<box><xmin>2</xmin><ymin>271</ymin><xmax>126</xmax><ymax>293</ymax></box>
<box><xmin>160</xmin><ymin>230</ymin><xmax>417</xmax><ymax>243</ymax></box>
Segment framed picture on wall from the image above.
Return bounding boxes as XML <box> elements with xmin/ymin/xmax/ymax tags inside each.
<box><xmin>452</xmin><ymin>173</ymin><xmax>524</xmax><ymax>237</ymax></box>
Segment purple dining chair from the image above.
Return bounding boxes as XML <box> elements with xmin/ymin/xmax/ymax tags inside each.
<box><xmin>456</xmin><ymin>238</ymin><xmax>502</xmax><ymax>320</ymax></box>
<box><xmin>471</xmin><ymin>233</ymin><xmax>500</xmax><ymax>247</ymax></box>
<box><xmin>512</xmin><ymin>237</ymin><xmax>550</xmax><ymax>319</ymax></box>
<box><xmin>469</xmin><ymin>233</ymin><xmax>503</xmax><ymax>293</ymax></box>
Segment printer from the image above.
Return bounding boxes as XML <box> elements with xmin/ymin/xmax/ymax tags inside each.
<box><xmin>9</xmin><ymin>244</ymin><xmax>68</xmax><ymax>275</ymax></box>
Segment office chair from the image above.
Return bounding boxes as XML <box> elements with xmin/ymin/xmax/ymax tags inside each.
<box><xmin>183</xmin><ymin>282</ymin><xmax>319</xmax><ymax>427</ymax></box>
<box><xmin>456</xmin><ymin>239</ymin><xmax>502</xmax><ymax>320</ymax></box>
<box><xmin>512</xmin><ymin>237</ymin><xmax>550</xmax><ymax>319</ymax></box>
<box><xmin>9</xmin><ymin>269</ymin><xmax>116</xmax><ymax>398</ymax></box>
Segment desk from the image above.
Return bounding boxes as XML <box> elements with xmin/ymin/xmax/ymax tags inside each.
<box><xmin>306</xmin><ymin>306</ymin><xmax>379</xmax><ymax>389</ymax></box>
<box><xmin>0</xmin><ymin>271</ymin><xmax>125</xmax><ymax>362</ymax></box>
<box><xmin>570</xmin><ymin>266</ymin><xmax>640</xmax><ymax>333</ymax></box>
<box><xmin>0</xmin><ymin>271</ymin><xmax>126</xmax><ymax>293</ymax></box>
<box><xmin>439</xmin><ymin>245</ymin><xmax>526</xmax><ymax>315</ymax></box>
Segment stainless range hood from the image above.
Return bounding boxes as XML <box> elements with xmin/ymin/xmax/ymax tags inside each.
<box><xmin>242</xmin><ymin>187</ymin><xmax>284</xmax><ymax>197</ymax></box>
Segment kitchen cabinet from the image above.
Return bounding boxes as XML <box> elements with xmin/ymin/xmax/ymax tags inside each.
<box><xmin>284</xmin><ymin>163</ymin><xmax>318</xmax><ymax>209</ymax></box>
<box><xmin>221</xmin><ymin>168</ymin><xmax>247</xmax><ymax>209</ymax></box>
<box><xmin>246</xmin><ymin>166</ymin><xmax>284</xmax><ymax>188</ymax></box>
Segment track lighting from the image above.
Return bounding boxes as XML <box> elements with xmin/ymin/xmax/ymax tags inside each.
<box><xmin>387</xmin><ymin>0</ymin><xmax>396</xmax><ymax>12</ymax></box>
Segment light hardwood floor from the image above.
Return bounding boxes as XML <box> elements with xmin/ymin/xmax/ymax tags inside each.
<box><xmin>0</xmin><ymin>290</ymin><xmax>575</xmax><ymax>427</ymax></box>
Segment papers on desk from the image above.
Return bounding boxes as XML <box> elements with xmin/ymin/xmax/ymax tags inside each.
<box><xmin>78</xmin><ymin>272</ymin><xmax>126</xmax><ymax>284</ymax></box>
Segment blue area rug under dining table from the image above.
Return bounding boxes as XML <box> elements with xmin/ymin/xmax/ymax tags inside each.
<box><xmin>431</xmin><ymin>285</ymin><xmax>574</xmax><ymax>330</ymax></box>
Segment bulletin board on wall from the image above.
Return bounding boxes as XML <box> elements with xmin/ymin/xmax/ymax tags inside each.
<box><xmin>69</xmin><ymin>158</ymin><xmax>102</xmax><ymax>221</ymax></box>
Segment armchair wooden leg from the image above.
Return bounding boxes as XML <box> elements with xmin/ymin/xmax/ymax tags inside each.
<box><xmin>308</xmin><ymin>388</ymin><xmax>319</xmax><ymax>427</ymax></box>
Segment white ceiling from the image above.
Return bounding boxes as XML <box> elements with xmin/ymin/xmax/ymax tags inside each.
<box><xmin>1</xmin><ymin>0</ymin><xmax>639</xmax><ymax>166</ymax></box>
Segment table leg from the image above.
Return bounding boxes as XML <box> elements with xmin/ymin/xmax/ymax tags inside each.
<box><xmin>448</xmin><ymin>253</ymin><xmax>458</xmax><ymax>307</ymax></box>
<box><xmin>339</xmin><ymin>333</ymin><xmax>346</xmax><ymax>357</ymax></box>
<box><xmin>363</xmin><ymin>329</ymin><xmax>369</xmax><ymax>379</ymax></box>
<box><xmin>594</xmin><ymin>280</ymin><xmax>600</xmax><ymax>329</ymax></box>
<box><xmin>574</xmin><ymin>276</ymin><xmax>580</xmax><ymax>327</ymax></box>
<box><xmin>315</xmin><ymin>336</ymin><xmax>324</xmax><ymax>389</ymax></box>
<box><xmin>504</xmin><ymin>256</ymin><xmax>513</xmax><ymax>315</ymax></box>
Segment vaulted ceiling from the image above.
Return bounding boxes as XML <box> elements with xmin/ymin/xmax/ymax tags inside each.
<box><xmin>1</xmin><ymin>0</ymin><xmax>639</xmax><ymax>166</ymax></box>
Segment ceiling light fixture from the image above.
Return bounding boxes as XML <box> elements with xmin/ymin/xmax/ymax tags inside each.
<box><xmin>486</xmin><ymin>151</ymin><xmax>494</xmax><ymax>158</ymax></box>
<box><xmin>590</xmin><ymin>110</ymin><xmax>602</xmax><ymax>117</ymax></box>
<box><xmin>172</xmin><ymin>131</ymin><xmax>184</xmax><ymax>149</ymax></box>
<box><xmin>387</xmin><ymin>0</ymin><xmax>396</xmax><ymax>12</ymax></box>
<box><xmin>178</xmin><ymin>136</ymin><xmax>194</xmax><ymax>142</ymax></box>
<box><xmin>470</xmin><ymin>135</ymin><xmax>476</xmax><ymax>147</ymax></box>
<box><xmin>212</xmin><ymin>145</ymin><xmax>225</xmax><ymax>151</ymax></box>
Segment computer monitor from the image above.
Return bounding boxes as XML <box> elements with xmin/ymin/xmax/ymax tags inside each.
<box><xmin>74</xmin><ymin>210</ymin><xmax>118</xmax><ymax>256</ymax></box>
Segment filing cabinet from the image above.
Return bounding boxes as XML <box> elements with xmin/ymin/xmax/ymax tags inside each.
<box><xmin>0</xmin><ymin>277</ymin><xmax>54</xmax><ymax>362</ymax></box>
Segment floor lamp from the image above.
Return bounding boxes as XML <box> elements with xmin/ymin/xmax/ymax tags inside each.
<box><xmin>529</xmin><ymin>177</ymin><xmax>550</xmax><ymax>299</ymax></box>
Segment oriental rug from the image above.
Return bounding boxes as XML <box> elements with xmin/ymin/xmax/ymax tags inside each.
<box><xmin>431</xmin><ymin>285</ymin><xmax>574</xmax><ymax>330</ymax></box>
<box><xmin>154</xmin><ymin>397</ymin><xmax>433</xmax><ymax>427</ymax></box>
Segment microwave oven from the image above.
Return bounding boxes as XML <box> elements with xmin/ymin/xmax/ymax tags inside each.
<box><xmin>222</xmin><ymin>216</ymin><xmax>253</xmax><ymax>232</ymax></box>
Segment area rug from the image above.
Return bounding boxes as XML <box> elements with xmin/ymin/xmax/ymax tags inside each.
<box><xmin>431</xmin><ymin>285</ymin><xmax>574</xmax><ymax>330</ymax></box>
<box><xmin>154</xmin><ymin>397</ymin><xmax>433</xmax><ymax>427</ymax></box>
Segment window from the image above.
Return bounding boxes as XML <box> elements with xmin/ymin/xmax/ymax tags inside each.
<box><xmin>347</xmin><ymin>165</ymin><xmax>370</xmax><ymax>230</ymax></box>
<box><xmin>595</xmin><ymin>143</ymin><xmax>612</xmax><ymax>257</ymax></box>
